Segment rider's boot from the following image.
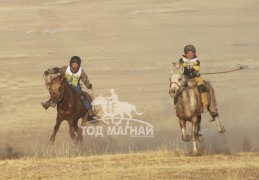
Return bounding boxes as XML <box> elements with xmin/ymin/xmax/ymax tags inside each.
<box><xmin>41</xmin><ymin>99</ymin><xmax>55</xmax><ymax>110</ymax></box>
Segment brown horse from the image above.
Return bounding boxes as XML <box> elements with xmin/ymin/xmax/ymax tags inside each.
<box><xmin>48</xmin><ymin>75</ymin><xmax>91</xmax><ymax>144</ymax></box>
<box><xmin>169</xmin><ymin>68</ymin><xmax>225</xmax><ymax>154</ymax></box>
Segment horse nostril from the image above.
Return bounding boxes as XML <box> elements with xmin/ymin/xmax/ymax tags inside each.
<box><xmin>169</xmin><ymin>89</ymin><xmax>176</xmax><ymax>94</ymax></box>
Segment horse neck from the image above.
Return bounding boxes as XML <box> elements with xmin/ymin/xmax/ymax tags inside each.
<box><xmin>175</xmin><ymin>87</ymin><xmax>197</xmax><ymax>105</ymax></box>
<box><xmin>62</xmin><ymin>82</ymin><xmax>76</xmax><ymax>103</ymax></box>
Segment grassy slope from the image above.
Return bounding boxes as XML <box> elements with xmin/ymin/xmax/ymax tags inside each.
<box><xmin>0</xmin><ymin>151</ymin><xmax>259</xmax><ymax>179</ymax></box>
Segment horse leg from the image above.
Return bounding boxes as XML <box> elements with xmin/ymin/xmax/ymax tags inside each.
<box><xmin>68</xmin><ymin>121</ymin><xmax>76</xmax><ymax>140</ymax></box>
<box><xmin>207</xmin><ymin>83</ymin><xmax>225</xmax><ymax>134</ymax></box>
<box><xmin>197</xmin><ymin>115</ymin><xmax>201</xmax><ymax>136</ymax></box>
<box><xmin>81</xmin><ymin>112</ymin><xmax>89</xmax><ymax>126</ymax></box>
<box><xmin>179</xmin><ymin>119</ymin><xmax>188</xmax><ymax>142</ymax></box>
<box><xmin>213</xmin><ymin>115</ymin><xmax>225</xmax><ymax>134</ymax></box>
<box><xmin>72</xmin><ymin>120</ymin><xmax>83</xmax><ymax>144</ymax></box>
<box><xmin>49</xmin><ymin>115</ymin><xmax>63</xmax><ymax>144</ymax></box>
<box><xmin>197</xmin><ymin>115</ymin><xmax>204</xmax><ymax>143</ymax></box>
<box><xmin>191</xmin><ymin>116</ymin><xmax>198</xmax><ymax>155</ymax></box>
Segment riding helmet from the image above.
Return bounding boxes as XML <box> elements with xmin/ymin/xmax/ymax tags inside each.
<box><xmin>184</xmin><ymin>45</ymin><xmax>196</xmax><ymax>55</ymax></box>
<box><xmin>70</xmin><ymin>56</ymin><xmax>81</xmax><ymax>67</ymax></box>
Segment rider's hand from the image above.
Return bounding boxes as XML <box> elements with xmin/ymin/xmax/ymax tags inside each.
<box><xmin>44</xmin><ymin>70</ymin><xmax>49</xmax><ymax>76</ymax></box>
<box><xmin>87</xmin><ymin>84</ymin><xmax>93</xmax><ymax>89</ymax></box>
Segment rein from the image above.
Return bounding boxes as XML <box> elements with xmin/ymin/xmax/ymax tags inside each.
<box><xmin>169</xmin><ymin>80</ymin><xmax>186</xmax><ymax>97</ymax></box>
<box><xmin>201</xmin><ymin>64</ymin><xmax>244</xmax><ymax>75</ymax></box>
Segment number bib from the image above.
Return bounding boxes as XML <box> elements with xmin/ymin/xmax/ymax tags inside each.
<box><xmin>65</xmin><ymin>65</ymin><xmax>82</xmax><ymax>86</ymax></box>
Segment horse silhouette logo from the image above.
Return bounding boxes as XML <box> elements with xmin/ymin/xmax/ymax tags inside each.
<box><xmin>92</xmin><ymin>89</ymin><xmax>143</xmax><ymax>126</ymax></box>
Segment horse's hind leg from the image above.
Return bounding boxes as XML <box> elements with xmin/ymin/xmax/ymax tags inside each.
<box><xmin>68</xmin><ymin>121</ymin><xmax>76</xmax><ymax>140</ymax></box>
<box><xmin>72</xmin><ymin>120</ymin><xmax>83</xmax><ymax>144</ymax></box>
<box><xmin>179</xmin><ymin>119</ymin><xmax>188</xmax><ymax>142</ymax></box>
<box><xmin>196</xmin><ymin>115</ymin><xmax>201</xmax><ymax>136</ymax></box>
<box><xmin>213</xmin><ymin>115</ymin><xmax>225</xmax><ymax>134</ymax></box>
<box><xmin>49</xmin><ymin>115</ymin><xmax>63</xmax><ymax>144</ymax></box>
<box><xmin>81</xmin><ymin>112</ymin><xmax>89</xmax><ymax>126</ymax></box>
<box><xmin>197</xmin><ymin>115</ymin><xmax>204</xmax><ymax>143</ymax></box>
<box><xmin>207</xmin><ymin>83</ymin><xmax>225</xmax><ymax>134</ymax></box>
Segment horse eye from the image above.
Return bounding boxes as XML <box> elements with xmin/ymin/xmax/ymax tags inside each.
<box><xmin>179</xmin><ymin>78</ymin><xmax>182</xmax><ymax>81</ymax></box>
<box><xmin>58</xmin><ymin>87</ymin><xmax>61</xmax><ymax>91</ymax></box>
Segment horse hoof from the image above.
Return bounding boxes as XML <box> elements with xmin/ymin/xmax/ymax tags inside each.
<box><xmin>218</xmin><ymin>126</ymin><xmax>225</xmax><ymax>134</ymax></box>
<box><xmin>192</xmin><ymin>150</ymin><xmax>198</xmax><ymax>156</ymax></box>
<box><xmin>182</xmin><ymin>137</ymin><xmax>189</xmax><ymax>142</ymax></box>
<box><xmin>48</xmin><ymin>140</ymin><xmax>54</xmax><ymax>146</ymax></box>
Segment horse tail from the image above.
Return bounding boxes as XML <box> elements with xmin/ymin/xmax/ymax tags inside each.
<box><xmin>132</xmin><ymin>105</ymin><xmax>143</xmax><ymax>116</ymax></box>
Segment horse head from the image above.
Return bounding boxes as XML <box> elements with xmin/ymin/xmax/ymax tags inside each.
<box><xmin>169</xmin><ymin>66</ymin><xmax>186</xmax><ymax>98</ymax></box>
<box><xmin>49</xmin><ymin>75</ymin><xmax>65</xmax><ymax>103</ymax></box>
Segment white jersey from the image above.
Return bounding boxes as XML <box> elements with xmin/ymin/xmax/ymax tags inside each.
<box><xmin>182</xmin><ymin>57</ymin><xmax>198</xmax><ymax>66</ymax></box>
<box><xmin>65</xmin><ymin>65</ymin><xmax>83</xmax><ymax>86</ymax></box>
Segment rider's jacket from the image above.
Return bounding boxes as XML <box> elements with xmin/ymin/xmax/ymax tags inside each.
<box><xmin>46</xmin><ymin>66</ymin><xmax>92</xmax><ymax>88</ymax></box>
<box><xmin>179</xmin><ymin>56</ymin><xmax>200</xmax><ymax>79</ymax></box>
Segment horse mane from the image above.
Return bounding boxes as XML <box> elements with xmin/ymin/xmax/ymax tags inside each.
<box><xmin>51</xmin><ymin>75</ymin><xmax>72</xmax><ymax>88</ymax></box>
<box><xmin>50</xmin><ymin>75</ymin><xmax>74</xmax><ymax>94</ymax></box>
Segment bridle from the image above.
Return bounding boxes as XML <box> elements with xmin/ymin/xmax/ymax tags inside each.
<box><xmin>169</xmin><ymin>73</ymin><xmax>186</xmax><ymax>97</ymax></box>
<box><xmin>169</xmin><ymin>81</ymin><xmax>180</xmax><ymax>88</ymax></box>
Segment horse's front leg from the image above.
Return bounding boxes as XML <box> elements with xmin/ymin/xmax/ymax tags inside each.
<box><xmin>191</xmin><ymin>116</ymin><xmax>198</xmax><ymax>155</ymax></box>
<box><xmin>197</xmin><ymin>115</ymin><xmax>204</xmax><ymax>143</ymax></box>
<box><xmin>179</xmin><ymin>118</ymin><xmax>188</xmax><ymax>142</ymax></box>
<box><xmin>214</xmin><ymin>115</ymin><xmax>225</xmax><ymax>134</ymax></box>
<box><xmin>49</xmin><ymin>115</ymin><xmax>63</xmax><ymax>145</ymax></box>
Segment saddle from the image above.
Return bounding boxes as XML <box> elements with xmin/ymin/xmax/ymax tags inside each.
<box><xmin>185</xmin><ymin>79</ymin><xmax>210</xmax><ymax>91</ymax></box>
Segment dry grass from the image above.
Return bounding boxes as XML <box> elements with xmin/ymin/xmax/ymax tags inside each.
<box><xmin>0</xmin><ymin>0</ymin><xmax>259</xmax><ymax>179</ymax></box>
<box><xmin>0</xmin><ymin>151</ymin><xmax>259</xmax><ymax>179</ymax></box>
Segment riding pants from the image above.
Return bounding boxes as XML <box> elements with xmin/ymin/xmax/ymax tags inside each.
<box><xmin>192</xmin><ymin>77</ymin><xmax>208</xmax><ymax>106</ymax></box>
<box><xmin>71</xmin><ymin>85</ymin><xmax>92</xmax><ymax>110</ymax></box>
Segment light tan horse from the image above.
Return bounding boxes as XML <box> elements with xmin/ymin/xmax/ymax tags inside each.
<box><xmin>169</xmin><ymin>67</ymin><xmax>225</xmax><ymax>154</ymax></box>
